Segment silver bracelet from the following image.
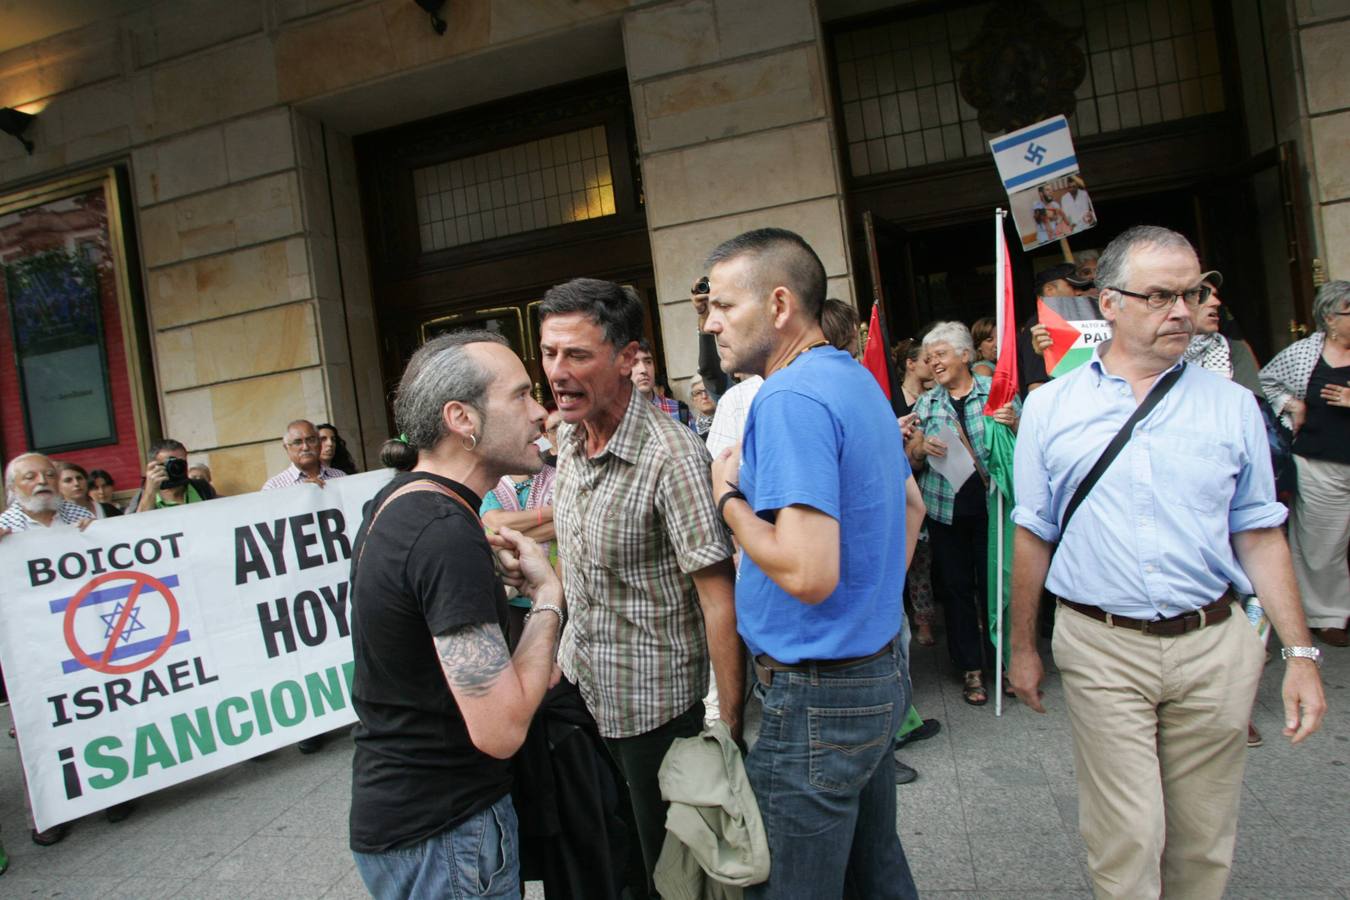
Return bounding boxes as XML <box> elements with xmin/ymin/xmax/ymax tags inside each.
<box><xmin>1280</xmin><ymin>646</ymin><xmax>1321</xmax><ymax>667</ymax></box>
<box><xmin>528</xmin><ymin>602</ymin><xmax>566</xmax><ymax>628</ymax></box>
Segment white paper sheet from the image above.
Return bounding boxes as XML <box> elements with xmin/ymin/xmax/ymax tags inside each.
<box><xmin>929</xmin><ymin>423</ymin><xmax>977</xmax><ymax>491</ymax></box>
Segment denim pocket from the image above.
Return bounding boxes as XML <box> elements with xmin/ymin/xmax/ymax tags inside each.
<box><xmin>451</xmin><ymin>798</ymin><xmax>517</xmax><ymax>897</ymax></box>
<box><xmin>807</xmin><ymin>702</ymin><xmax>894</xmax><ymax>793</ymax></box>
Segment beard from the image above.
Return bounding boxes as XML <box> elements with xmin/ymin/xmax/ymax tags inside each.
<box><xmin>19</xmin><ymin>490</ymin><xmax>60</xmax><ymax>514</ymax></box>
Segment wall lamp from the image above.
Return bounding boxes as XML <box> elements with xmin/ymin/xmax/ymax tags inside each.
<box><xmin>0</xmin><ymin>107</ymin><xmax>36</xmax><ymax>155</ymax></box>
<box><xmin>413</xmin><ymin>0</ymin><xmax>448</xmax><ymax>35</ymax></box>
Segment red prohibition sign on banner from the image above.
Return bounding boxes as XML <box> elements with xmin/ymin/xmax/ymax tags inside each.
<box><xmin>62</xmin><ymin>571</ymin><xmax>181</xmax><ymax>675</ymax></box>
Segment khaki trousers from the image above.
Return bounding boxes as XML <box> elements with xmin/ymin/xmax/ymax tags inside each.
<box><xmin>1052</xmin><ymin>602</ymin><xmax>1264</xmax><ymax>900</ymax></box>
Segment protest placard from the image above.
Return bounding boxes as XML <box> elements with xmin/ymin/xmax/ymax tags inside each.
<box><xmin>0</xmin><ymin>470</ymin><xmax>391</xmax><ymax>831</ymax></box>
<box><xmin>989</xmin><ymin>116</ymin><xmax>1097</xmax><ymax>251</ymax></box>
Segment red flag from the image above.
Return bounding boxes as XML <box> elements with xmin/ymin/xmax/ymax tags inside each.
<box><xmin>984</xmin><ymin>226</ymin><xmax>1019</xmax><ymax>414</ymax></box>
<box><xmin>861</xmin><ymin>302</ymin><xmax>893</xmax><ymax>400</ymax></box>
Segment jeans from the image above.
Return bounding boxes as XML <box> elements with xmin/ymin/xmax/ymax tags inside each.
<box><xmin>352</xmin><ymin>794</ymin><xmax>519</xmax><ymax>900</ymax></box>
<box><xmin>745</xmin><ymin>638</ymin><xmax>918</xmax><ymax>900</ymax></box>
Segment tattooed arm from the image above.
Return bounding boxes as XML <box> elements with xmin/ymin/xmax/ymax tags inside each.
<box><xmin>433</xmin><ymin>525</ymin><xmax>564</xmax><ymax>759</ymax></box>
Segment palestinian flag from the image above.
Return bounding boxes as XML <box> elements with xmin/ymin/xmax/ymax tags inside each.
<box><xmin>984</xmin><ymin>222</ymin><xmax>1018</xmax><ymax>664</ymax></box>
<box><xmin>1037</xmin><ymin>298</ymin><xmax>1111</xmax><ymax>377</ymax></box>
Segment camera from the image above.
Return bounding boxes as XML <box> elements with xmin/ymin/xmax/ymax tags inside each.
<box><xmin>162</xmin><ymin>456</ymin><xmax>189</xmax><ymax>488</ymax></box>
<box><xmin>694</xmin><ymin>277</ymin><xmax>710</xmax><ymax>295</ymax></box>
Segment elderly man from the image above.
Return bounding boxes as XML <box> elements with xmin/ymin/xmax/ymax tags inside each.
<box><xmin>124</xmin><ymin>439</ymin><xmax>217</xmax><ymax>514</ymax></box>
<box><xmin>703</xmin><ymin>228</ymin><xmax>926</xmax><ymax>899</ymax></box>
<box><xmin>1008</xmin><ymin>225</ymin><xmax>1326</xmax><ymax>899</ymax></box>
<box><xmin>260</xmin><ymin>419</ymin><xmax>348</xmax><ymax>753</ymax></box>
<box><xmin>349</xmin><ymin>330</ymin><xmax>565</xmax><ymax>899</ymax></box>
<box><xmin>539</xmin><ymin>277</ymin><xmax>740</xmax><ymax>896</ymax></box>
<box><xmin>1</xmin><ymin>453</ymin><xmax>138</xmax><ymax>845</ymax></box>
<box><xmin>262</xmin><ymin>420</ymin><xmax>346</xmax><ymax>491</ymax></box>
<box><xmin>1</xmin><ymin>453</ymin><xmax>94</xmax><ymax>532</ymax></box>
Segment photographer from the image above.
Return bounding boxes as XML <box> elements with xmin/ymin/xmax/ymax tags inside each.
<box><xmin>126</xmin><ymin>439</ymin><xmax>217</xmax><ymax>514</ymax></box>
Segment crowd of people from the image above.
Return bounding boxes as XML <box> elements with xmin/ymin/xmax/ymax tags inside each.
<box><xmin>0</xmin><ymin>225</ymin><xmax>1345</xmax><ymax>899</ymax></box>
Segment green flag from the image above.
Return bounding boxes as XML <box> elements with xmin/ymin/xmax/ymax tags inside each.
<box><xmin>984</xmin><ymin>419</ymin><xmax>1016</xmax><ymax>661</ymax></box>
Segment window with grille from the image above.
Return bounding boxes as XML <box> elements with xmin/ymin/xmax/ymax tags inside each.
<box><xmin>412</xmin><ymin>125</ymin><xmax>617</xmax><ymax>252</ymax></box>
<box><xmin>833</xmin><ymin>0</ymin><xmax>1223</xmax><ymax>178</ymax></box>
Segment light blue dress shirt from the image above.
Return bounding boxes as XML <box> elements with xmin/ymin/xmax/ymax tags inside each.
<box><xmin>1011</xmin><ymin>348</ymin><xmax>1287</xmax><ymax>619</ymax></box>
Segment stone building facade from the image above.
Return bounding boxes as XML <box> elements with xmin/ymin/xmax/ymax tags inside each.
<box><xmin>0</xmin><ymin>0</ymin><xmax>1344</xmax><ymax>497</ymax></box>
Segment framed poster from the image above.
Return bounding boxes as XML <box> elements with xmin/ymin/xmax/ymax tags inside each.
<box><xmin>0</xmin><ymin>169</ymin><xmax>156</xmax><ymax>482</ymax></box>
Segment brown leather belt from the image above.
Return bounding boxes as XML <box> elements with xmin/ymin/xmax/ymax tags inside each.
<box><xmin>753</xmin><ymin>640</ymin><xmax>895</xmax><ymax>687</ymax></box>
<box><xmin>1057</xmin><ymin>591</ymin><xmax>1236</xmax><ymax>637</ymax></box>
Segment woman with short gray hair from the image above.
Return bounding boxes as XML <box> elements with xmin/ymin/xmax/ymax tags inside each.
<box><xmin>1259</xmin><ymin>280</ymin><xmax>1350</xmax><ymax>646</ymax></box>
<box><xmin>907</xmin><ymin>322</ymin><xmax>1019</xmax><ymax>705</ymax></box>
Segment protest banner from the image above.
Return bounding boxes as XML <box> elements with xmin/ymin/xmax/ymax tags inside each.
<box><xmin>989</xmin><ymin>116</ymin><xmax>1097</xmax><ymax>251</ymax></box>
<box><xmin>1037</xmin><ymin>297</ymin><xmax>1112</xmax><ymax>376</ymax></box>
<box><xmin>0</xmin><ymin>469</ymin><xmax>392</xmax><ymax>831</ymax></box>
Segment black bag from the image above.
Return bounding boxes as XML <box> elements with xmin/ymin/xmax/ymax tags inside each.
<box><xmin>1256</xmin><ymin>396</ymin><xmax>1297</xmax><ymax>502</ymax></box>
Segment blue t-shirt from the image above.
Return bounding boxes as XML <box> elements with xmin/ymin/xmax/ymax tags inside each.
<box><xmin>737</xmin><ymin>345</ymin><xmax>909</xmax><ymax>662</ymax></box>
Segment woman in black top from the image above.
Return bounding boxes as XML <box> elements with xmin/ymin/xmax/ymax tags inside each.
<box><xmin>57</xmin><ymin>462</ymin><xmax>122</xmax><ymax>519</ymax></box>
<box><xmin>317</xmin><ymin>423</ymin><xmax>360</xmax><ymax>474</ymax></box>
<box><xmin>1260</xmin><ymin>281</ymin><xmax>1350</xmax><ymax>646</ymax></box>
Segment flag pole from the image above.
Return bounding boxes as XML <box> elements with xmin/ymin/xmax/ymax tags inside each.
<box><xmin>995</xmin><ymin>207</ymin><xmax>1007</xmax><ymax>718</ymax></box>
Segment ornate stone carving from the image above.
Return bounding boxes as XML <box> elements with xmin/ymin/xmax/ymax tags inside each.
<box><xmin>956</xmin><ymin>1</ymin><xmax>1087</xmax><ymax>134</ymax></box>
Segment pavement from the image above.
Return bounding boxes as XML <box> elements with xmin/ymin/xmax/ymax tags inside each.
<box><xmin>1</xmin><ymin>630</ymin><xmax>1346</xmax><ymax>899</ymax></box>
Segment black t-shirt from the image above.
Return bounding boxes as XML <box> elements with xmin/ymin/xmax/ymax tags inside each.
<box><xmin>348</xmin><ymin>472</ymin><xmax>512</xmax><ymax>853</ymax></box>
<box><xmin>947</xmin><ymin>393</ymin><xmax>986</xmax><ymax>518</ymax></box>
<box><xmin>1017</xmin><ymin>326</ymin><xmax>1049</xmax><ymax>397</ymax></box>
<box><xmin>1293</xmin><ymin>356</ymin><xmax>1350</xmax><ymax>464</ymax></box>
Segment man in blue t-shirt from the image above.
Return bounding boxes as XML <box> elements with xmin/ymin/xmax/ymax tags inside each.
<box><xmin>704</xmin><ymin>228</ymin><xmax>926</xmax><ymax>900</ymax></box>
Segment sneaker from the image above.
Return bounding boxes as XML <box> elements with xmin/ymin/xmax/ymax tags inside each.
<box><xmin>297</xmin><ymin>736</ymin><xmax>326</xmax><ymax>754</ymax></box>
<box><xmin>1247</xmin><ymin>723</ymin><xmax>1263</xmax><ymax>748</ymax></box>
<box><xmin>893</xmin><ymin>756</ymin><xmax>918</xmax><ymax>785</ymax></box>
<box><xmin>894</xmin><ymin>718</ymin><xmax>942</xmax><ymax>750</ymax></box>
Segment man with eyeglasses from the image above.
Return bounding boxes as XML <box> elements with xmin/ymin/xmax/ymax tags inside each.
<box><xmin>1007</xmin><ymin>225</ymin><xmax>1326</xmax><ymax>899</ymax></box>
<box><xmin>262</xmin><ymin>420</ymin><xmax>348</xmax><ymax>492</ymax></box>
<box><xmin>261</xmin><ymin>419</ymin><xmax>349</xmax><ymax>754</ymax></box>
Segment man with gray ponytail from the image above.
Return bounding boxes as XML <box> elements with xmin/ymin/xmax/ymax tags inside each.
<box><xmin>348</xmin><ymin>330</ymin><xmax>564</xmax><ymax>899</ymax></box>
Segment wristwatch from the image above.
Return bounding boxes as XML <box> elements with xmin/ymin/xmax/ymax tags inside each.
<box><xmin>1281</xmin><ymin>646</ymin><xmax>1322</xmax><ymax>666</ymax></box>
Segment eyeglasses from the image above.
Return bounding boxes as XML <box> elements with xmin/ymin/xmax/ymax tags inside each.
<box><xmin>1106</xmin><ymin>284</ymin><xmax>1212</xmax><ymax>311</ymax></box>
<box><xmin>285</xmin><ymin>437</ymin><xmax>320</xmax><ymax>448</ymax></box>
<box><xmin>691</xmin><ymin>389</ymin><xmax>709</xmax><ymax>398</ymax></box>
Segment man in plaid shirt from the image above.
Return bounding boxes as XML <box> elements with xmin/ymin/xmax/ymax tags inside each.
<box><xmin>631</xmin><ymin>339</ymin><xmax>696</xmax><ymax>430</ymax></box>
<box><xmin>540</xmin><ymin>278</ymin><xmax>740</xmax><ymax>897</ymax></box>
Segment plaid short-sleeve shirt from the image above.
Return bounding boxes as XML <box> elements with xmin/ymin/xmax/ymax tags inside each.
<box><xmin>913</xmin><ymin>374</ymin><xmax>1021</xmax><ymax>524</ymax></box>
<box><xmin>554</xmin><ymin>386</ymin><xmax>734</xmax><ymax>738</ymax></box>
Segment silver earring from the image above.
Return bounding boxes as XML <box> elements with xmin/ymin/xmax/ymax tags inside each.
<box><xmin>463</xmin><ymin>433</ymin><xmax>478</xmax><ymax>451</ymax></box>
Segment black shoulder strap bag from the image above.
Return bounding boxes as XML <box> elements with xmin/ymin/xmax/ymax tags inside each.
<box><xmin>1058</xmin><ymin>364</ymin><xmax>1185</xmax><ymax>538</ymax></box>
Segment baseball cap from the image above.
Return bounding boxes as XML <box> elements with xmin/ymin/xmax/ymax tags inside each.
<box><xmin>1199</xmin><ymin>269</ymin><xmax>1223</xmax><ymax>290</ymax></box>
<box><xmin>1034</xmin><ymin>263</ymin><xmax>1089</xmax><ymax>294</ymax></box>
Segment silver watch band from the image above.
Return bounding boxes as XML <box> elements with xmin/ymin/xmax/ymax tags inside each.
<box><xmin>528</xmin><ymin>602</ymin><xmax>566</xmax><ymax>628</ymax></box>
<box><xmin>1280</xmin><ymin>645</ymin><xmax>1321</xmax><ymax>666</ymax></box>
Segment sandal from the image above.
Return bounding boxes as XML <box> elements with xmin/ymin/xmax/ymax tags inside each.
<box><xmin>962</xmin><ymin>671</ymin><xmax>988</xmax><ymax>706</ymax></box>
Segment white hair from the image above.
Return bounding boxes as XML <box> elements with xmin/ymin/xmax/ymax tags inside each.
<box><xmin>5</xmin><ymin>452</ymin><xmax>53</xmax><ymax>507</ymax></box>
<box><xmin>921</xmin><ymin>321</ymin><xmax>976</xmax><ymax>365</ymax></box>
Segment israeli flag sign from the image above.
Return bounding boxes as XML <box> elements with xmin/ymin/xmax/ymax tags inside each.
<box><xmin>989</xmin><ymin>115</ymin><xmax>1079</xmax><ymax>191</ymax></box>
